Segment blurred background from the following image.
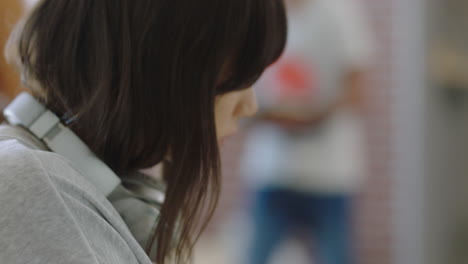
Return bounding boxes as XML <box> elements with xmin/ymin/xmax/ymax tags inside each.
<box><xmin>1</xmin><ymin>0</ymin><xmax>467</xmax><ymax>264</ymax></box>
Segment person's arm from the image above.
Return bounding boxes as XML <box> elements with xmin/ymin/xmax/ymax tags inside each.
<box><xmin>256</xmin><ymin>68</ymin><xmax>366</xmax><ymax>129</ymax></box>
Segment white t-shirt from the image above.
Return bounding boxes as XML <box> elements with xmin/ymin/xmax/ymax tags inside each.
<box><xmin>244</xmin><ymin>0</ymin><xmax>373</xmax><ymax>194</ymax></box>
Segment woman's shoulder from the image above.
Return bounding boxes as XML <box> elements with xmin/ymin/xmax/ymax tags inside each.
<box><xmin>0</xmin><ymin>139</ymin><xmax>151</xmax><ymax>264</ymax></box>
<box><xmin>0</xmin><ymin>125</ymin><xmax>112</xmax><ymax>200</ymax></box>
<box><xmin>0</xmin><ymin>139</ymin><xmax>102</xmax><ymax>262</ymax></box>
<box><xmin>0</xmin><ymin>138</ymin><xmax>98</xmax><ymax>197</ymax></box>
<box><xmin>0</xmin><ymin>138</ymin><xmax>57</xmax><ymax>188</ymax></box>
<box><xmin>0</xmin><ymin>137</ymin><xmax>121</xmax><ymax>226</ymax></box>
<box><xmin>0</xmin><ymin>138</ymin><xmax>111</xmax><ymax>227</ymax></box>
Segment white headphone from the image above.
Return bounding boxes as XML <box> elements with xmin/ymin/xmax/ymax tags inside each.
<box><xmin>4</xmin><ymin>92</ymin><xmax>122</xmax><ymax>195</ymax></box>
<box><xmin>3</xmin><ymin>92</ymin><xmax>164</xmax><ymax>255</ymax></box>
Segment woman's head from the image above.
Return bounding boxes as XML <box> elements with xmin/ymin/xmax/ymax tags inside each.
<box><xmin>6</xmin><ymin>0</ymin><xmax>286</xmax><ymax>262</ymax></box>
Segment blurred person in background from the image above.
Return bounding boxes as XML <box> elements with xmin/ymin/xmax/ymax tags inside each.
<box><xmin>242</xmin><ymin>0</ymin><xmax>374</xmax><ymax>263</ymax></box>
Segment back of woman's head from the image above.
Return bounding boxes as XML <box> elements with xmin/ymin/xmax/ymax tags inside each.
<box><xmin>6</xmin><ymin>0</ymin><xmax>287</xmax><ymax>262</ymax></box>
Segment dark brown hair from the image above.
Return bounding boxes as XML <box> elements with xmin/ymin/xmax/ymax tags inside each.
<box><xmin>6</xmin><ymin>0</ymin><xmax>286</xmax><ymax>263</ymax></box>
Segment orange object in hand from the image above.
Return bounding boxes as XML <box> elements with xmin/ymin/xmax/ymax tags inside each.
<box><xmin>276</xmin><ymin>57</ymin><xmax>316</xmax><ymax>101</ymax></box>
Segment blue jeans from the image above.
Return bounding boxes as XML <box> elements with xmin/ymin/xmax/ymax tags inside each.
<box><xmin>248</xmin><ymin>187</ymin><xmax>353</xmax><ymax>264</ymax></box>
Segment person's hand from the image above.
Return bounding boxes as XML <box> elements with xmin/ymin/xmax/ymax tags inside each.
<box><xmin>259</xmin><ymin>103</ymin><xmax>328</xmax><ymax>131</ymax></box>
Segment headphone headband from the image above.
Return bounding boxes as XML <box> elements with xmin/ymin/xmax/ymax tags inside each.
<box><xmin>3</xmin><ymin>92</ymin><xmax>121</xmax><ymax>196</ymax></box>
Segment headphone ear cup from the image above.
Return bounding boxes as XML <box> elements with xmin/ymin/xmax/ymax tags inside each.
<box><xmin>110</xmin><ymin>172</ymin><xmax>166</xmax><ymax>257</ymax></box>
<box><xmin>112</xmin><ymin>197</ymin><xmax>162</xmax><ymax>254</ymax></box>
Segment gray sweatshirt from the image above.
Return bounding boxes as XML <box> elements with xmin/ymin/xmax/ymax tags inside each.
<box><xmin>0</xmin><ymin>125</ymin><xmax>153</xmax><ymax>264</ymax></box>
